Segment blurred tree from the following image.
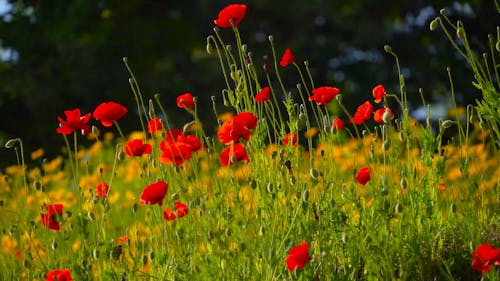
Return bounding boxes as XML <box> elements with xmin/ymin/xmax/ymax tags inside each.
<box><xmin>0</xmin><ymin>0</ymin><xmax>496</xmax><ymax>165</ymax></box>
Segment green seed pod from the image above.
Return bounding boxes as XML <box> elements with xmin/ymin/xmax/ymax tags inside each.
<box><xmin>382</xmin><ymin>139</ymin><xmax>391</xmax><ymax>151</ymax></box>
<box><xmin>33</xmin><ymin>180</ymin><xmax>42</xmax><ymax>191</ymax></box>
<box><xmin>456</xmin><ymin>27</ymin><xmax>465</xmax><ymax>39</ymax></box>
<box><xmin>92</xmin><ymin>249</ymin><xmax>99</xmax><ymax>260</ymax></box>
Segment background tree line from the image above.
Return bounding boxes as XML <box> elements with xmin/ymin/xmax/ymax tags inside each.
<box><xmin>0</xmin><ymin>0</ymin><xmax>496</xmax><ymax>165</ymax></box>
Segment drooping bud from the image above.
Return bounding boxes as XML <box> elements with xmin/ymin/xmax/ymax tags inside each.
<box><xmin>441</xmin><ymin>120</ymin><xmax>455</xmax><ymax>129</ymax></box>
<box><xmin>384</xmin><ymin>45</ymin><xmax>392</xmax><ymax>53</ymax></box>
<box><xmin>429</xmin><ymin>18</ymin><xmax>439</xmax><ymax>31</ymax></box>
<box><xmin>206</xmin><ymin>39</ymin><xmax>213</xmax><ymax>55</ymax></box>
<box><xmin>4</xmin><ymin>138</ymin><xmax>18</xmax><ymax>149</ymax></box>
<box><xmin>268</xmin><ymin>35</ymin><xmax>274</xmax><ymax>43</ymax></box>
<box><xmin>262</xmin><ymin>55</ymin><xmax>269</xmax><ymax>73</ymax></box>
<box><xmin>382</xmin><ymin>110</ymin><xmax>393</xmax><ymax>124</ymax></box>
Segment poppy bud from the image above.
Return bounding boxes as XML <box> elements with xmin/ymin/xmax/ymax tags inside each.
<box><xmin>262</xmin><ymin>56</ymin><xmax>269</xmax><ymax>73</ymax></box>
<box><xmin>226</xmin><ymin>45</ymin><xmax>231</xmax><ymax>52</ymax></box>
<box><xmin>400</xmin><ymin>178</ymin><xmax>407</xmax><ymax>189</ymax></box>
<box><xmin>384</xmin><ymin>45</ymin><xmax>392</xmax><ymax>53</ymax></box>
<box><xmin>496</xmin><ymin>41</ymin><xmax>500</xmax><ymax>52</ymax></box>
<box><xmin>213</xmin><ymin>26</ymin><xmax>219</xmax><ymax>33</ymax></box>
<box><xmin>33</xmin><ymin>180</ymin><xmax>42</xmax><ymax>191</ymax></box>
<box><xmin>429</xmin><ymin>18</ymin><xmax>439</xmax><ymax>31</ymax></box>
<box><xmin>335</xmin><ymin>94</ymin><xmax>342</xmax><ymax>103</ymax></box>
<box><xmin>456</xmin><ymin>27</ymin><xmax>465</xmax><ymax>39</ymax></box>
<box><xmin>382</xmin><ymin>110</ymin><xmax>393</xmax><ymax>124</ymax></box>
<box><xmin>440</xmin><ymin>9</ymin><xmax>446</xmax><ymax>15</ymax></box>
<box><xmin>88</xmin><ymin>211</ymin><xmax>96</xmax><ymax>220</ymax></box>
<box><xmin>51</xmin><ymin>238</ymin><xmax>57</xmax><ymax>250</ymax></box>
<box><xmin>122</xmin><ymin>57</ymin><xmax>128</xmax><ymax>63</ymax></box>
<box><xmin>441</xmin><ymin>120</ymin><xmax>455</xmax><ymax>129</ymax></box>
<box><xmin>382</xmin><ymin>139</ymin><xmax>391</xmax><ymax>151</ymax></box>
<box><xmin>91</xmin><ymin>125</ymin><xmax>99</xmax><ymax>135</ymax></box>
<box><xmin>206</xmin><ymin>40</ymin><xmax>213</xmax><ymax>55</ymax></box>
<box><xmin>4</xmin><ymin>138</ymin><xmax>18</xmax><ymax>149</ymax></box>
<box><xmin>241</xmin><ymin>44</ymin><xmax>247</xmax><ymax>53</ymax></box>
<box><xmin>93</xmin><ymin>249</ymin><xmax>99</xmax><ymax>260</ymax></box>
<box><xmin>117</xmin><ymin>151</ymin><xmax>126</xmax><ymax>161</ymax></box>
<box><xmin>268</xmin><ymin>35</ymin><xmax>274</xmax><ymax>43</ymax></box>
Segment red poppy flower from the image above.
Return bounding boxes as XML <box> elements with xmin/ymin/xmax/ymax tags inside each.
<box><xmin>282</xmin><ymin>132</ymin><xmax>298</xmax><ymax>148</ymax></box>
<box><xmin>148</xmin><ymin>118</ymin><xmax>163</xmax><ymax>134</ymax></box>
<box><xmin>175</xmin><ymin>201</ymin><xmax>189</xmax><ymax>218</ymax></box>
<box><xmin>217</xmin><ymin>112</ymin><xmax>257</xmax><ymax>145</ymax></box>
<box><xmin>56</xmin><ymin>108</ymin><xmax>91</xmax><ymax>136</ymax></box>
<box><xmin>117</xmin><ymin>235</ymin><xmax>127</xmax><ymax>244</ymax></box>
<box><xmin>218</xmin><ymin>119</ymin><xmax>248</xmax><ymax>145</ymax></box>
<box><xmin>96</xmin><ymin>182</ymin><xmax>109</xmax><ymax>198</ymax></box>
<box><xmin>255</xmin><ymin>87</ymin><xmax>271</xmax><ymax>102</ymax></box>
<box><xmin>46</xmin><ymin>269</ymin><xmax>72</xmax><ymax>281</ymax></box>
<box><xmin>41</xmin><ymin>204</ymin><xmax>63</xmax><ymax>231</ymax></box>
<box><xmin>472</xmin><ymin>244</ymin><xmax>500</xmax><ymax>273</ymax></box>
<box><xmin>352</xmin><ymin>101</ymin><xmax>373</xmax><ymax>125</ymax></box>
<box><xmin>285</xmin><ymin>242</ymin><xmax>312</xmax><ymax>271</ymax></box>
<box><xmin>373</xmin><ymin>108</ymin><xmax>394</xmax><ymax>124</ymax></box>
<box><xmin>176</xmin><ymin>93</ymin><xmax>195</xmax><ymax>109</ymax></box>
<box><xmin>163</xmin><ymin>207</ymin><xmax>176</xmax><ymax>221</ymax></box>
<box><xmin>356</xmin><ymin>167</ymin><xmax>371</xmax><ymax>186</ymax></box>
<box><xmin>164</xmin><ymin>129</ymin><xmax>184</xmax><ymax>144</ymax></box>
<box><xmin>372</xmin><ymin>84</ymin><xmax>386</xmax><ymax>104</ymax></box>
<box><xmin>309</xmin><ymin>86</ymin><xmax>340</xmax><ymax>106</ymax></box>
<box><xmin>233</xmin><ymin>112</ymin><xmax>258</xmax><ymax>131</ymax></box>
<box><xmin>280</xmin><ymin>48</ymin><xmax>296</xmax><ymax>67</ymax></box>
<box><xmin>159</xmin><ymin>141</ymin><xmax>192</xmax><ymax>165</ymax></box>
<box><xmin>125</xmin><ymin>139</ymin><xmax>152</xmax><ymax>157</ymax></box>
<box><xmin>438</xmin><ymin>183</ymin><xmax>446</xmax><ymax>190</ymax></box>
<box><xmin>220</xmin><ymin>143</ymin><xmax>249</xmax><ymax>166</ymax></box>
<box><xmin>332</xmin><ymin>118</ymin><xmax>345</xmax><ymax>131</ymax></box>
<box><xmin>93</xmin><ymin>101</ymin><xmax>128</xmax><ymax>127</ymax></box>
<box><xmin>178</xmin><ymin>134</ymin><xmax>202</xmax><ymax>152</ymax></box>
<box><xmin>214</xmin><ymin>4</ymin><xmax>247</xmax><ymax>28</ymax></box>
<box><xmin>140</xmin><ymin>181</ymin><xmax>168</xmax><ymax>205</ymax></box>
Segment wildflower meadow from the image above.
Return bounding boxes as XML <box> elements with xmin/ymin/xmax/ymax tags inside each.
<box><xmin>1</xmin><ymin>3</ymin><xmax>500</xmax><ymax>280</ymax></box>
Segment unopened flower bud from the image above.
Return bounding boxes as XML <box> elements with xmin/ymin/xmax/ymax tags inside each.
<box><xmin>441</xmin><ymin>120</ymin><xmax>455</xmax><ymax>129</ymax></box>
<box><xmin>400</xmin><ymin>178</ymin><xmax>407</xmax><ymax>189</ymax></box>
<box><xmin>382</xmin><ymin>139</ymin><xmax>391</xmax><ymax>151</ymax></box>
<box><xmin>268</xmin><ymin>35</ymin><xmax>274</xmax><ymax>43</ymax></box>
<box><xmin>382</xmin><ymin>110</ymin><xmax>393</xmax><ymax>124</ymax></box>
<box><xmin>384</xmin><ymin>45</ymin><xmax>392</xmax><ymax>53</ymax></box>
<box><xmin>429</xmin><ymin>18</ymin><xmax>439</xmax><ymax>31</ymax></box>
<box><xmin>241</xmin><ymin>44</ymin><xmax>247</xmax><ymax>53</ymax></box>
<box><xmin>4</xmin><ymin>138</ymin><xmax>18</xmax><ymax>149</ymax></box>
<box><xmin>206</xmin><ymin>40</ymin><xmax>213</xmax><ymax>55</ymax></box>
<box><xmin>496</xmin><ymin>41</ymin><xmax>500</xmax><ymax>52</ymax></box>
<box><xmin>334</xmin><ymin>94</ymin><xmax>343</xmax><ymax>103</ymax></box>
<box><xmin>440</xmin><ymin>9</ymin><xmax>446</xmax><ymax>15</ymax></box>
<box><xmin>262</xmin><ymin>56</ymin><xmax>269</xmax><ymax>73</ymax></box>
<box><xmin>456</xmin><ymin>27</ymin><xmax>465</xmax><ymax>39</ymax></box>
<box><xmin>117</xmin><ymin>151</ymin><xmax>126</xmax><ymax>161</ymax></box>
<box><xmin>225</xmin><ymin>45</ymin><xmax>231</xmax><ymax>52</ymax></box>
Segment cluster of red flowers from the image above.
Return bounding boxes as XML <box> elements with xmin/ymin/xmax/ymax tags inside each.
<box><xmin>56</xmin><ymin>101</ymin><xmax>128</xmax><ymax>135</ymax></box>
<box><xmin>163</xmin><ymin>201</ymin><xmax>189</xmax><ymax>221</ymax></box>
<box><xmin>472</xmin><ymin>243</ymin><xmax>500</xmax><ymax>273</ymax></box>
<box><xmin>139</xmin><ymin>180</ymin><xmax>189</xmax><ymax>223</ymax></box>
<box><xmin>351</xmin><ymin>85</ymin><xmax>394</xmax><ymax>125</ymax></box>
<box><xmin>159</xmin><ymin>129</ymin><xmax>202</xmax><ymax>166</ymax></box>
<box><xmin>41</xmin><ymin>204</ymin><xmax>63</xmax><ymax>231</ymax></box>
<box><xmin>217</xmin><ymin>112</ymin><xmax>257</xmax><ymax>166</ymax></box>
